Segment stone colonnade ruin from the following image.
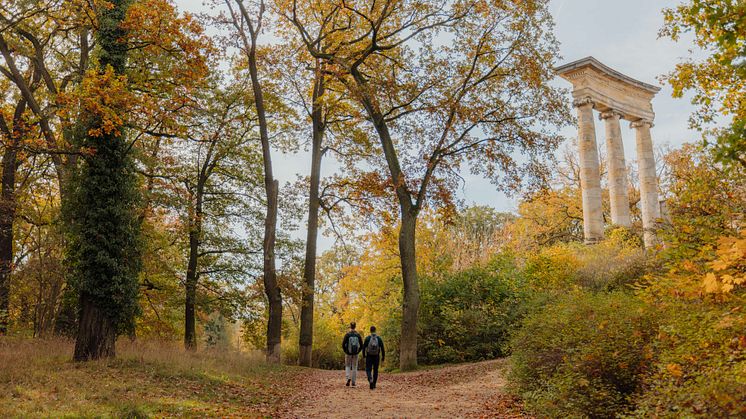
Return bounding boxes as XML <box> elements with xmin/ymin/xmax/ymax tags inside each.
<box><xmin>555</xmin><ymin>57</ymin><xmax>661</xmax><ymax>248</ymax></box>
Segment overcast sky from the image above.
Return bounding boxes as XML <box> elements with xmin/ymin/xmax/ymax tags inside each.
<box><xmin>174</xmin><ymin>0</ymin><xmax>703</xmax><ymax>248</ymax></box>
<box><xmin>459</xmin><ymin>0</ymin><xmax>702</xmax><ymax>213</ymax></box>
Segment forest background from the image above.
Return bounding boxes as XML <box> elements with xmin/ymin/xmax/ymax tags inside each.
<box><xmin>0</xmin><ymin>0</ymin><xmax>744</xmax><ymax>417</ymax></box>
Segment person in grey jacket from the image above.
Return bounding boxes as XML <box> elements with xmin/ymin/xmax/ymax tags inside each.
<box><xmin>341</xmin><ymin>322</ymin><xmax>363</xmax><ymax>387</ymax></box>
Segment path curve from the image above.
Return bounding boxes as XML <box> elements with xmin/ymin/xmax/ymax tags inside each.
<box><xmin>285</xmin><ymin>359</ymin><xmax>529</xmax><ymax>418</ymax></box>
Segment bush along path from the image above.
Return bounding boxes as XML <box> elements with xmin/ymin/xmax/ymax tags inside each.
<box><xmin>287</xmin><ymin>359</ymin><xmax>529</xmax><ymax>418</ymax></box>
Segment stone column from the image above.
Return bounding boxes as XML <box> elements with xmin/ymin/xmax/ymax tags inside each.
<box><xmin>631</xmin><ymin>119</ymin><xmax>659</xmax><ymax>248</ymax></box>
<box><xmin>600</xmin><ymin>110</ymin><xmax>631</xmax><ymax>227</ymax></box>
<box><xmin>575</xmin><ymin>97</ymin><xmax>604</xmax><ymax>243</ymax></box>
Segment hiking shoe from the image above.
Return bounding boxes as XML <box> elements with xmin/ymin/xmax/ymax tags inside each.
<box><xmin>369</xmin><ymin>382</ymin><xmax>374</xmax><ymax>389</ymax></box>
<box><xmin>346</xmin><ymin>379</ymin><xmax>351</xmax><ymax>387</ymax></box>
<box><xmin>351</xmin><ymin>382</ymin><xmax>356</xmax><ymax>387</ymax></box>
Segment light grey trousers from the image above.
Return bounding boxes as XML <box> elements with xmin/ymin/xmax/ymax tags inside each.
<box><xmin>345</xmin><ymin>353</ymin><xmax>359</xmax><ymax>384</ymax></box>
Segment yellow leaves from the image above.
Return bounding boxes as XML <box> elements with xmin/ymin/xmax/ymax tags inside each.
<box><xmin>54</xmin><ymin>0</ymin><xmax>212</xmax><ymax>144</ymax></box>
<box><xmin>703</xmin><ymin>272</ymin><xmax>720</xmax><ymax>293</ymax></box>
<box><xmin>711</xmin><ymin>259</ymin><xmax>730</xmax><ymax>271</ymax></box>
<box><xmin>701</xmin><ymin>231</ymin><xmax>746</xmax><ymax>294</ymax></box>
<box><xmin>666</xmin><ymin>363</ymin><xmax>683</xmax><ymax>378</ymax></box>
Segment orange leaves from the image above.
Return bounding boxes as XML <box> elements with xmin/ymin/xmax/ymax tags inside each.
<box><xmin>59</xmin><ymin>0</ymin><xmax>215</xmax><ymax>145</ymax></box>
<box><xmin>122</xmin><ymin>0</ymin><xmax>212</xmax><ymax>80</ymax></box>
<box><xmin>57</xmin><ymin>66</ymin><xmax>133</xmax><ymax>139</ymax></box>
<box><xmin>122</xmin><ymin>0</ymin><xmax>213</xmax><ymax>99</ymax></box>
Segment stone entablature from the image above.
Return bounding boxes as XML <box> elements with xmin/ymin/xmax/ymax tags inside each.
<box><xmin>556</xmin><ymin>56</ymin><xmax>660</xmax><ymax>122</ymax></box>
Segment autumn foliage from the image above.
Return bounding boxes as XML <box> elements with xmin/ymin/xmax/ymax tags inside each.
<box><xmin>0</xmin><ymin>0</ymin><xmax>745</xmax><ymax>417</ymax></box>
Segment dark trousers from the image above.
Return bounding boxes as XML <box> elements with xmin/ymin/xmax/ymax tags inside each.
<box><xmin>365</xmin><ymin>355</ymin><xmax>380</xmax><ymax>387</ymax></box>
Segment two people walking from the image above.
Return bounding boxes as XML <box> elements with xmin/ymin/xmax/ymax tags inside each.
<box><xmin>342</xmin><ymin>322</ymin><xmax>385</xmax><ymax>389</ymax></box>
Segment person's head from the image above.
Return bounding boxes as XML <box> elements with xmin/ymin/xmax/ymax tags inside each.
<box><xmin>350</xmin><ymin>322</ymin><xmax>356</xmax><ymax>330</ymax></box>
<box><xmin>370</xmin><ymin>326</ymin><xmax>376</xmax><ymax>334</ymax></box>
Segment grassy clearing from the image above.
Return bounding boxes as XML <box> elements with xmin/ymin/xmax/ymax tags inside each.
<box><xmin>0</xmin><ymin>337</ymin><xmax>305</xmax><ymax>418</ymax></box>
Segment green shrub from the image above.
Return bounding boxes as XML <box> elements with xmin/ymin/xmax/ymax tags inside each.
<box><xmin>575</xmin><ymin>228</ymin><xmax>648</xmax><ymax>292</ymax></box>
<box><xmin>418</xmin><ymin>254</ymin><xmax>527</xmax><ymax>364</ymax></box>
<box><xmin>523</xmin><ymin>233</ymin><xmax>648</xmax><ymax>293</ymax></box>
<box><xmin>282</xmin><ymin>312</ymin><xmax>346</xmax><ymax>369</ymax></box>
<box><xmin>523</xmin><ymin>244</ymin><xmax>580</xmax><ymax>290</ymax></box>
<box><xmin>631</xmin><ymin>299</ymin><xmax>746</xmax><ymax>418</ymax></box>
<box><xmin>509</xmin><ymin>291</ymin><xmax>658</xmax><ymax>418</ymax></box>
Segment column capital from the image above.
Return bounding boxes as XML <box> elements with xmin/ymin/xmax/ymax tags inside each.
<box><xmin>630</xmin><ymin>119</ymin><xmax>654</xmax><ymax>129</ymax></box>
<box><xmin>572</xmin><ymin>96</ymin><xmax>594</xmax><ymax>108</ymax></box>
<box><xmin>599</xmin><ymin>110</ymin><xmax>623</xmax><ymax>121</ymax></box>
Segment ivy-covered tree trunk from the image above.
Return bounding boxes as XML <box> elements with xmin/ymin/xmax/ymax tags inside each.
<box><xmin>71</xmin><ymin>0</ymin><xmax>141</xmax><ymax>362</ymax></box>
<box><xmin>299</xmin><ymin>64</ymin><xmax>325</xmax><ymax>367</ymax></box>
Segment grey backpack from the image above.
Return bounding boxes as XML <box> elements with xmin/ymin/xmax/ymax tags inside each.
<box><xmin>367</xmin><ymin>335</ymin><xmax>380</xmax><ymax>356</ymax></box>
<box><xmin>349</xmin><ymin>334</ymin><xmax>361</xmax><ymax>354</ymax></box>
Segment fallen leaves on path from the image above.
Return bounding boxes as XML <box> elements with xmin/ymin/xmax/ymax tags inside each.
<box><xmin>285</xmin><ymin>359</ymin><xmax>531</xmax><ymax>419</ymax></box>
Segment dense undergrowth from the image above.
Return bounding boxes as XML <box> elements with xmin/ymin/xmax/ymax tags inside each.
<box><xmin>508</xmin><ymin>231</ymin><xmax>746</xmax><ymax>418</ymax></box>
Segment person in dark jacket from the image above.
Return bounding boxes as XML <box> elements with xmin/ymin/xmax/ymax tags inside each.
<box><xmin>342</xmin><ymin>322</ymin><xmax>363</xmax><ymax>387</ymax></box>
<box><xmin>362</xmin><ymin>326</ymin><xmax>385</xmax><ymax>389</ymax></box>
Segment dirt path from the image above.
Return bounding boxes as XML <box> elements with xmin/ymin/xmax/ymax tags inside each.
<box><xmin>285</xmin><ymin>359</ymin><xmax>529</xmax><ymax>418</ymax></box>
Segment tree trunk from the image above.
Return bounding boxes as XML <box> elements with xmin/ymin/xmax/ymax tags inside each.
<box><xmin>350</xmin><ymin>68</ymin><xmax>422</xmax><ymax>370</ymax></box>
<box><xmin>237</xmin><ymin>5</ymin><xmax>282</xmax><ymax>363</ymax></box>
<box><xmin>398</xmin><ymin>210</ymin><xmax>420</xmax><ymax>370</ymax></box>
<box><xmin>184</xmin><ymin>175</ymin><xmax>204</xmax><ymax>350</ymax></box>
<box><xmin>184</xmin><ymin>225</ymin><xmax>200</xmax><ymax>350</ymax></box>
<box><xmin>264</xmin><ymin>179</ymin><xmax>282</xmax><ymax>363</ymax></box>
<box><xmin>73</xmin><ymin>0</ymin><xmax>140</xmax><ymax>362</ymax></box>
<box><xmin>299</xmin><ymin>64</ymin><xmax>325</xmax><ymax>367</ymax></box>
<box><xmin>0</xmin><ymin>100</ymin><xmax>27</xmax><ymax>335</ymax></box>
<box><xmin>74</xmin><ymin>293</ymin><xmax>116</xmax><ymax>361</ymax></box>
<box><xmin>0</xmin><ymin>139</ymin><xmax>17</xmax><ymax>334</ymax></box>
